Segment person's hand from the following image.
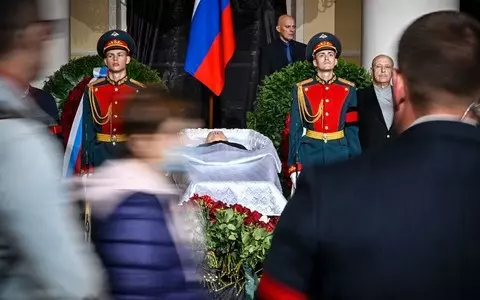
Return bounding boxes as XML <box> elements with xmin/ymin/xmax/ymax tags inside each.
<box><xmin>290</xmin><ymin>172</ymin><xmax>300</xmax><ymax>197</ymax></box>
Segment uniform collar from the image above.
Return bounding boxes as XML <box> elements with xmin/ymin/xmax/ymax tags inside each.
<box><xmin>315</xmin><ymin>74</ymin><xmax>336</xmax><ymax>84</ymax></box>
<box><xmin>106</xmin><ymin>75</ymin><xmax>128</xmax><ymax>86</ymax></box>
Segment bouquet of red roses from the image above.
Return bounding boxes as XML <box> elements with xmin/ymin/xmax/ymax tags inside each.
<box><xmin>189</xmin><ymin>194</ymin><xmax>279</xmax><ymax>295</ymax></box>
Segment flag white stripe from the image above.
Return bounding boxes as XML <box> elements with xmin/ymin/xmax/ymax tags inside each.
<box><xmin>62</xmin><ymin>76</ymin><xmax>102</xmax><ymax>177</ymax></box>
<box><xmin>192</xmin><ymin>0</ymin><xmax>201</xmax><ymax>18</ymax></box>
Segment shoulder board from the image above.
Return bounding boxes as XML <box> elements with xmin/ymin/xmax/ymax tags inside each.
<box><xmin>87</xmin><ymin>77</ymin><xmax>106</xmax><ymax>88</ymax></box>
<box><xmin>296</xmin><ymin>78</ymin><xmax>313</xmax><ymax>87</ymax></box>
<box><xmin>129</xmin><ymin>78</ymin><xmax>146</xmax><ymax>88</ymax></box>
<box><xmin>338</xmin><ymin>78</ymin><xmax>355</xmax><ymax>87</ymax></box>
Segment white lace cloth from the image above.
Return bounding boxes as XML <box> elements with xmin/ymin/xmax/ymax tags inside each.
<box><xmin>182</xmin><ymin>181</ymin><xmax>286</xmax><ymax>216</ymax></box>
<box><xmin>177</xmin><ymin>129</ymin><xmax>287</xmax><ymax>215</ymax></box>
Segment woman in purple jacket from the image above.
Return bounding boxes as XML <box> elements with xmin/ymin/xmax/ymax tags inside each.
<box><xmin>82</xmin><ymin>86</ymin><xmax>208</xmax><ymax>299</ymax></box>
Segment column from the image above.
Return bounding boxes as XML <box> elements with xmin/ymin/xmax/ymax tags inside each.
<box><xmin>362</xmin><ymin>0</ymin><xmax>459</xmax><ymax>69</ymax></box>
<box><xmin>33</xmin><ymin>0</ymin><xmax>70</xmax><ymax>88</ymax></box>
<box><xmin>109</xmin><ymin>0</ymin><xmax>127</xmax><ymax>31</ymax></box>
<box><xmin>295</xmin><ymin>0</ymin><xmax>304</xmax><ymax>42</ymax></box>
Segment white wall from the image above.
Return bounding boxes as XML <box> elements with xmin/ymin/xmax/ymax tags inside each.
<box><xmin>362</xmin><ymin>0</ymin><xmax>459</xmax><ymax>69</ymax></box>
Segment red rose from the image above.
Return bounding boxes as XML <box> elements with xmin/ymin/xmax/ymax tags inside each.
<box><xmin>202</xmin><ymin>196</ymin><xmax>215</xmax><ymax>207</ymax></box>
<box><xmin>251</xmin><ymin>210</ymin><xmax>262</xmax><ymax>222</ymax></box>
<box><xmin>244</xmin><ymin>210</ymin><xmax>263</xmax><ymax>226</ymax></box>
<box><xmin>258</xmin><ymin>221</ymin><xmax>275</xmax><ymax>232</ymax></box>
<box><xmin>189</xmin><ymin>194</ymin><xmax>216</xmax><ymax>208</ymax></box>
<box><xmin>268</xmin><ymin>216</ymin><xmax>280</xmax><ymax>227</ymax></box>
<box><xmin>209</xmin><ymin>201</ymin><xmax>227</xmax><ymax>217</ymax></box>
<box><xmin>231</xmin><ymin>203</ymin><xmax>251</xmax><ymax>215</ymax></box>
<box><xmin>264</xmin><ymin>221</ymin><xmax>275</xmax><ymax>232</ymax></box>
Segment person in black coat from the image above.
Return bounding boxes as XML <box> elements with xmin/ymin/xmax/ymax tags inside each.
<box><xmin>259</xmin><ymin>14</ymin><xmax>306</xmax><ymax>82</ymax></box>
<box><xmin>28</xmin><ymin>85</ymin><xmax>62</xmax><ymax>137</ymax></box>
<box><xmin>257</xmin><ymin>11</ymin><xmax>480</xmax><ymax>299</ymax></box>
<box><xmin>357</xmin><ymin>55</ymin><xmax>397</xmax><ymax>152</ymax></box>
<box><xmin>28</xmin><ymin>85</ymin><xmax>58</xmax><ymax>123</ymax></box>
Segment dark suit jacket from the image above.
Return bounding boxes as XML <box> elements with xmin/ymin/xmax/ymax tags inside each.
<box><xmin>198</xmin><ymin>140</ymin><xmax>247</xmax><ymax>150</ymax></box>
<box><xmin>28</xmin><ymin>86</ymin><xmax>59</xmax><ymax>124</ymax></box>
<box><xmin>258</xmin><ymin>120</ymin><xmax>480</xmax><ymax>299</ymax></box>
<box><xmin>357</xmin><ymin>85</ymin><xmax>397</xmax><ymax>152</ymax></box>
<box><xmin>259</xmin><ymin>38</ymin><xmax>306</xmax><ymax>82</ymax></box>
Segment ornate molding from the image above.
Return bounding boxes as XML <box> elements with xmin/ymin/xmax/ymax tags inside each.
<box><xmin>319</xmin><ymin>0</ymin><xmax>337</xmax><ymax>12</ymax></box>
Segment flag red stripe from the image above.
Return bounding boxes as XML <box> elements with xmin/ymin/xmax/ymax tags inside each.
<box><xmin>194</xmin><ymin>3</ymin><xmax>235</xmax><ymax>96</ymax></box>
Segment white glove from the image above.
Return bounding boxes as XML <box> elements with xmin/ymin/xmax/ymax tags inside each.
<box><xmin>290</xmin><ymin>172</ymin><xmax>300</xmax><ymax>197</ymax></box>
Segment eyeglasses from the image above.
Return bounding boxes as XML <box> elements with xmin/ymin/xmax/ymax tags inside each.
<box><xmin>461</xmin><ymin>100</ymin><xmax>480</xmax><ymax>121</ymax></box>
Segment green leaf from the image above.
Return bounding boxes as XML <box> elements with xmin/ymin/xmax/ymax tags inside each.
<box><xmin>224</xmin><ymin>208</ymin><xmax>234</xmax><ymax>222</ymax></box>
<box><xmin>227</xmin><ymin>224</ymin><xmax>236</xmax><ymax>230</ymax></box>
<box><xmin>253</xmin><ymin>227</ymin><xmax>265</xmax><ymax>241</ymax></box>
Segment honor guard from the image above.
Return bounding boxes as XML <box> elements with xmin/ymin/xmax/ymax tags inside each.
<box><xmin>288</xmin><ymin>32</ymin><xmax>361</xmax><ymax>191</ymax></box>
<box><xmin>81</xmin><ymin>30</ymin><xmax>145</xmax><ymax>171</ymax></box>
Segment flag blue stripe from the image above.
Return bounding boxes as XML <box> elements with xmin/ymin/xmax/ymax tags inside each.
<box><xmin>185</xmin><ymin>0</ymin><xmax>231</xmax><ymax>75</ymax></box>
<box><xmin>67</xmin><ymin>125</ymin><xmax>82</xmax><ymax>176</ymax></box>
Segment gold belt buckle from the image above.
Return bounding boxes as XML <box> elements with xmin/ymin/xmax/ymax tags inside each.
<box><xmin>111</xmin><ymin>134</ymin><xmax>117</xmax><ymax>145</ymax></box>
<box><xmin>323</xmin><ymin>133</ymin><xmax>328</xmax><ymax>143</ymax></box>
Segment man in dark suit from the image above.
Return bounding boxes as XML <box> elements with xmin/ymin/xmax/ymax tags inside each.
<box><xmin>27</xmin><ymin>85</ymin><xmax>62</xmax><ymax>137</ymax></box>
<box><xmin>259</xmin><ymin>14</ymin><xmax>306</xmax><ymax>82</ymax></box>
<box><xmin>357</xmin><ymin>54</ymin><xmax>397</xmax><ymax>152</ymax></box>
<box><xmin>257</xmin><ymin>11</ymin><xmax>480</xmax><ymax>299</ymax></box>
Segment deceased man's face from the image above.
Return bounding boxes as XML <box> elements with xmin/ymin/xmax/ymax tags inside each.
<box><xmin>206</xmin><ymin>131</ymin><xmax>228</xmax><ymax>143</ymax></box>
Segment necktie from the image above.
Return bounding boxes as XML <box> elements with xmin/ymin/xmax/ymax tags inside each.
<box><xmin>285</xmin><ymin>43</ymin><xmax>292</xmax><ymax>63</ymax></box>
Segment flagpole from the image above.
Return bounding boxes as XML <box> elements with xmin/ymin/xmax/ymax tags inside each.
<box><xmin>185</xmin><ymin>0</ymin><xmax>235</xmax><ymax>129</ymax></box>
<box><xmin>208</xmin><ymin>93</ymin><xmax>214</xmax><ymax>128</ymax></box>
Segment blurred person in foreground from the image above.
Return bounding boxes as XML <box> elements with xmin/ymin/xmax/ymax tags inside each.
<box><xmin>77</xmin><ymin>85</ymin><xmax>209</xmax><ymax>299</ymax></box>
<box><xmin>0</xmin><ymin>1</ymin><xmax>105</xmax><ymax>299</ymax></box>
<box><xmin>257</xmin><ymin>11</ymin><xmax>480</xmax><ymax>300</ymax></box>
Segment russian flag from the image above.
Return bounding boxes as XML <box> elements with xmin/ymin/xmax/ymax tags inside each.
<box><xmin>62</xmin><ymin>67</ymin><xmax>108</xmax><ymax>177</ymax></box>
<box><xmin>185</xmin><ymin>0</ymin><xmax>235</xmax><ymax>96</ymax></box>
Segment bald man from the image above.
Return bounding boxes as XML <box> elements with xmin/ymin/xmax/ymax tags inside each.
<box><xmin>357</xmin><ymin>54</ymin><xmax>398</xmax><ymax>152</ymax></box>
<box><xmin>259</xmin><ymin>14</ymin><xmax>307</xmax><ymax>82</ymax></box>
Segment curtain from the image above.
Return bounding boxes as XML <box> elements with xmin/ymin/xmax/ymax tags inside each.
<box><xmin>126</xmin><ymin>0</ymin><xmax>164</xmax><ymax>65</ymax></box>
<box><xmin>244</xmin><ymin>0</ymin><xmax>286</xmax><ymax>113</ymax></box>
<box><xmin>126</xmin><ymin>0</ymin><xmax>286</xmax><ymax>128</ymax></box>
<box><xmin>127</xmin><ymin>0</ymin><xmax>205</xmax><ymax>123</ymax></box>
